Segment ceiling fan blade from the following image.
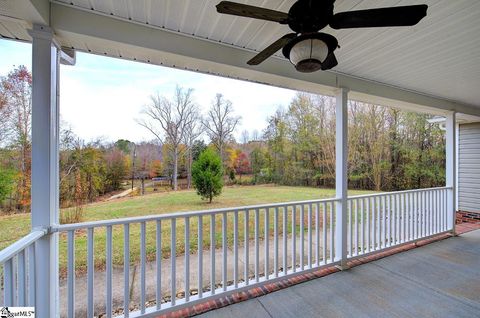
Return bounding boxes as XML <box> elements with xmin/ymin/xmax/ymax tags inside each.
<box><xmin>330</xmin><ymin>5</ymin><xmax>428</xmax><ymax>29</ymax></box>
<box><xmin>247</xmin><ymin>33</ymin><xmax>296</xmax><ymax>66</ymax></box>
<box><xmin>216</xmin><ymin>1</ymin><xmax>289</xmax><ymax>24</ymax></box>
<box><xmin>321</xmin><ymin>53</ymin><xmax>338</xmax><ymax>71</ymax></box>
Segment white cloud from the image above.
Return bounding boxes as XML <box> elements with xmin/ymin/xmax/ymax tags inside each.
<box><xmin>1</xmin><ymin>40</ymin><xmax>297</xmax><ymax>143</ymax></box>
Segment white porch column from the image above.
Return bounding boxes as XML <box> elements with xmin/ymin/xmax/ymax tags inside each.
<box><xmin>335</xmin><ymin>88</ymin><xmax>349</xmax><ymax>269</ymax></box>
<box><xmin>29</xmin><ymin>24</ymin><xmax>60</xmax><ymax>318</ymax></box>
<box><xmin>445</xmin><ymin>111</ymin><xmax>456</xmax><ymax>234</ymax></box>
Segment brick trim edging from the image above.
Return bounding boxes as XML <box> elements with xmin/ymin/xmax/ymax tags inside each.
<box><xmin>157</xmin><ymin>223</ymin><xmax>480</xmax><ymax>318</ymax></box>
<box><xmin>456</xmin><ymin>211</ymin><xmax>480</xmax><ymax>224</ymax></box>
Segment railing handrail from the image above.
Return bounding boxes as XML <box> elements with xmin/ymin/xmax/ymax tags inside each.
<box><xmin>53</xmin><ymin>196</ymin><xmax>340</xmax><ymax>232</ymax></box>
<box><xmin>0</xmin><ymin>229</ymin><xmax>47</xmax><ymax>263</ymax></box>
<box><xmin>347</xmin><ymin>186</ymin><xmax>452</xmax><ymax>200</ymax></box>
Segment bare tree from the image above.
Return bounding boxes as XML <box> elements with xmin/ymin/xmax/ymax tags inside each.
<box><xmin>138</xmin><ymin>86</ymin><xmax>197</xmax><ymax>190</ymax></box>
<box><xmin>0</xmin><ymin>92</ymin><xmax>11</xmax><ymax>145</ymax></box>
<box><xmin>251</xmin><ymin>129</ymin><xmax>260</xmax><ymax>141</ymax></box>
<box><xmin>241</xmin><ymin>129</ymin><xmax>250</xmax><ymax>145</ymax></box>
<box><xmin>183</xmin><ymin>112</ymin><xmax>204</xmax><ymax>189</ymax></box>
<box><xmin>203</xmin><ymin>94</ymin><xmax>241</xmax><ymax>163</ymax></box>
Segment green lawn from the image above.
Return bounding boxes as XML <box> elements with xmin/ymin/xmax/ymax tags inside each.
<box><xmin>0</xmin><ymin>185</ymin><xmax>374</xmax><ymax>276</ymax></box>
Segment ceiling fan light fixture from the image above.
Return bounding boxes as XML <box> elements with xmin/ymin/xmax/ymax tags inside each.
<box><xmin>289</xmin><ymin>38</ymin><xmax>328</xmax><ymax>73</ymax></box>
<box><xmin>283</xmin><ymin>33</ymin><xmax>339</xmax><ymax>73</ymax></box>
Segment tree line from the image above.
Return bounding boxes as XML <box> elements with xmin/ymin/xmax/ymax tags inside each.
<box><xmin>0</xmin><ymin>65</ymin><xmax>446</xmax><ymax>214</ymax></box>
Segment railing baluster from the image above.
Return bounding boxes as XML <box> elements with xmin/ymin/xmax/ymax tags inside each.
<box><xmin>106</xmin><ymin>226</ymin><xmax>113</xmax><ymax>318</ymax></box>
<box><xmin>254</xmin><ymin>209</ymin><xmax>259</xmax><ymax>282</ymax></box>
<box><xmin>425</xmin><ymin>191</ymin><xmax>432</xmax><ymax>236</ymax></box>
<box><xmin>140</xmin><ymin>222</ymin><xmax>146</xmax><ymax>313</ymax></box>
<box><xmin>27</xmin><ymin>244</ymin><xmax>35</xmax><ymax>307</ymax></box>
<box><xmin>436</xmin><ymin>190</ymin><xmax>440</xmax><ymax>234</ymax></box>
<box><xmin>233</xmin><ymin>211</ymin><xmax>238</xmax><ymax>287</ymax></box>
<box><xmin>444</xmin><ymin>188</ymin><xmax>448</xmax><ymax>231</ymax></box>
<box><xmin>411</xmin><ymin>192</ymin><xmax>415</xmax><ymax>239</ymax></box>
<box><xmin>400</xmin><ymin>194</ymin><xmax>405</xmax><ymax>243</ymax></box>
<box><xmin>283</xmin><ymin>206</ymin><xmax>287</xmax><ymax>275</ymax></box>
<box><xmin>67</xmin><ymin>230</ymin><xmax>75</xmax><ymax>318</ymax></box>
<box><xmin>435</xmin><ymin>190</ymin><xmax>439</xmax><ymax>233</ymax></box>
<box><xmin>366</xmin><ymin>197</ymin><xmax>370</xmax><ymax>253</ymax></box>
<box><xmin>372</xmin><ymin>197</ymin><xmax>376</xmax><ymax>251</ymax></box>
<box><xmin>393</xmin><ymin>194</ymin><xmax>397</xmax><ymax>245</ymax></box>
<box><xmin>407</xmin><ymin>193</ymin><xmax>413</xmax><ymax>241</ymax></box>
<box><xmin>292</xmin><ymin>205</ymin><xmax>296</xmax><ymax>271</ymax></box>
<box><xmin>315</xmin><ymin>203</ymin><xmax>320</xmax><ymax>266</ymax></box>
<box><xmin>274</xmin><ymin>207</ymin><xmax>279</xmax><ymax>277</ymax></box>
<box><xmin>374</xmin><ymin>197</ymin><xmax>382</xmax><ymax>250</ymax></box>
<box><xmin>382</xmin><ymin>196</ymin><xmax>386</xmax><ymax>248</ymax></box>
<box><xmin>432</xmin><ymin>190</ymin><xmax>435</xmax><ymax>234</ymax></box>
<box><xmin>12</xmin><ymin>256</ymin><xmax>16</xmax><ymax>306</ymax></box>
<box><xmin>198</xmin><ymin>216</ymin><xmax>203</xmax><ymax>298</ymax></box>
<box><xmin>300</xmin><ymin>205</ymin><xmax>304</xmax><ymax>270</ymax></box>
<box><xmin>424</xmin><ymin>191</ymin><xmax>428</xmax><ymax>237</ymax></box>
<box><xmin>442</xmin><ymin>189</ymin><xmax>446</xmax><ymax>231</ymax></box>
<box><xmin>352</xmin><ymin>199</ymin><xmax>359</xmax><ymax>256</ymax></box>
<box><xmin>387</xmin><ymin>195</ymin><xmax>392</xmax><ymax>247</ymax></box>
<box><xmin>124</xmin><ymin>223</ymin><xmax>131</xmax><ymax>317</ymax></box>
<box><xmin>185</xmin><ymin>216</ymin><xmax>191</xmax><ymax>300</ymax></box>
<box><xmin>222</xmin><ymin>213</ymin><xmax>227</xmax><ymax>292</ymax></box>
<box><xmin>397</xmin><ymin>194</ymin><xmax>401</xmax><ymax>244</ymax></box>
<box><xmin>87</xmin><ymin>227</ymin><xmax>94</xmax><ymax>318</ymax></box>
<box><xmin>307</xmin><ymin>204</ymin><xmax>312</xmax><ymax>269</ymax></box>
<box><xmin>18</xmin><ymin>249</ymin><xmax>26</xmax><ymax>306</ymax></box>
<box><xmin>210</xmin><ymin>215</ymin><xmax>216</xmax><ymax>293</ymax></box>
<box><xmin>4</xmin><ymin>259</ymin><xmax>14</xmax><ymax>305</ymax></box>
<box><xmin>323</xmin><ymin>202</ymin><xmax>327</xmax><ymax>262</ymax></box>
<box><xmin>392</xmin><ymin>194</ymin><xmax>396</xmax><ymax>245</ymax></box>
<box><xmin>264</xmin><ymin>208</ymin><xmax>269</xmax><ymax>279</ymax></box>
<box><xmin>426</xmin><ymin>191</ymin><xmax>430</xmax><ymax>235</ymax></box>
<box><xmin>413</xmin><ymin>192</ymin><xmax>417</xmax><ymax>239</ymax></box>
<box><xmin>348</xmin><ymin>200</ymin><xmax>352</xmax><ymax>256</ymax></box>
<box><xmin>330</xmin><ymin>203</ymin><xmax>335</xmax><ymax>262</ymax></box>
<box><xmin>171</xmin><ymin>219</ymin><xmax>177</xmax><ymax>305</ymax></box>
<box><xmin>244</xmin><ymin>210</ymin><xmax>249</xmax><ymax>285</ymax></box>
<box><xmin>155</xmin><ymin>221</ymin><xmax>161</xmax><ymax>310</ymax></box>
<box><xmin>418</xmin><ymin>191</ymin><xmax>422</xmax><ymax>239</ymax></box>
<box><xmin>361</xmin><ymin>198</ymin><xmax>365</xmax><ymax>253</ymax></box>
<box><xmin>433</xmin><ymin>190</ymin><xmax>437</xmax><ymax>234</ymax></box>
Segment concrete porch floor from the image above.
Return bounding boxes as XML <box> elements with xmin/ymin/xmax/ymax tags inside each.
<box><xmin>198</xmin><ymin>229</ymin><xmax>480</xmax><ymax>318</ymax></box>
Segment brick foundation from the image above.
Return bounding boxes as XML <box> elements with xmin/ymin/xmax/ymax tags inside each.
<box><xmin>456</xmin><ymin>210</ymin><xmax>480</xmax><ymax>224</ymax></box>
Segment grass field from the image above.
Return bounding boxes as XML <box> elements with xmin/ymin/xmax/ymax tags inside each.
<box><xmin>0</xmin><ymin>185</ymin><xmax>374</xmax><ymax>275</ymax></box>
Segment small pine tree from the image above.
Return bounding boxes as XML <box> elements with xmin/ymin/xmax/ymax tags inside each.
<box><xmin>192</xmin><ymin>148</ymin><xmax>223</xmax><ymax>203</ymax></box>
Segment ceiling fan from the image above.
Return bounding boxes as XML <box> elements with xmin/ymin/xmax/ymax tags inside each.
<box><xmin>216</xmin><ymin>0</ymin><xmax>428</xmax><ymax>73</ymax></box>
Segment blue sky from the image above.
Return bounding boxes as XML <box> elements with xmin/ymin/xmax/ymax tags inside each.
<box><xmin>0</xmin><ymin>39</ymin><xmax>297</xmax><ymax>143</ymax></box>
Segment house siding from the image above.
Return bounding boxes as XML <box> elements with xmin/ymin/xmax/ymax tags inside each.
<box><xmin>458</xmin><ymin>123</ymin><xmax>480</xmax><ymax>213</ymax></box>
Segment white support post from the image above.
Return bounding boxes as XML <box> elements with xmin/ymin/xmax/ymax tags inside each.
<box><xmin>445</xmin><ymin>111</ymin><xmax>456</xmax><ymax>235</ymax></box>
<box><xmin>335</xmin><ymin>88</ymin><xmax>349</xmax><ymax>269</ymax></box>
<box><xmin>29</xmin><ymin>24</ymin><xmax>60</xmax><ymax>318</ymax></box>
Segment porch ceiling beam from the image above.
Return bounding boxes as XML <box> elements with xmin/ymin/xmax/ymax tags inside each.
<box><xmin>50</xmin><ymin>2</ymin><xmax>480</xmax><ymax>117</ymax></box>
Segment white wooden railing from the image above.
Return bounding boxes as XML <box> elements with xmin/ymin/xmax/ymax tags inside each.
<box><xmin>54</xmin><ymin>197</ymin><xmax>339</xmax><ymax>318</ymax></box>
<box><xmin>1</xmin><ymin>187</ymin><xmax>452</xmax><ymax>317</ymax></box>
<box><xmin>0</xmin><ymin>229</ymin><xmax>46</xmax><ymax>307</ymax></box>
<box><xmin>346</xmin><ymin>187</ymin><xmax>450</xmax><ymax>258</ymax></box>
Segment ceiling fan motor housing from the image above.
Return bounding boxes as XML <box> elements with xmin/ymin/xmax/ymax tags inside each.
<box><xmin>287</xmin><ymin>0</ymin><xmax>335</xmax><ymax>33</ymax></box>
<box><xmin>283</xmin><ymin>33</ymin><xmax>338</xmax><ymax>73</ymax></box>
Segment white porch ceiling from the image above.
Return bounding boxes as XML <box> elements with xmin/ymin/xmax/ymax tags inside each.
<box><xmin>1</xmin><ymin>0</ymin><xmax>480</xmax><ymax>117</ymax></box>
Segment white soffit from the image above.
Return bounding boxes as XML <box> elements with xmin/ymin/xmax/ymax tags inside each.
<box><xmin>1</xmin><ymin>0</ymin><xmax>480</xmax><ymax>116</ymax></box>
